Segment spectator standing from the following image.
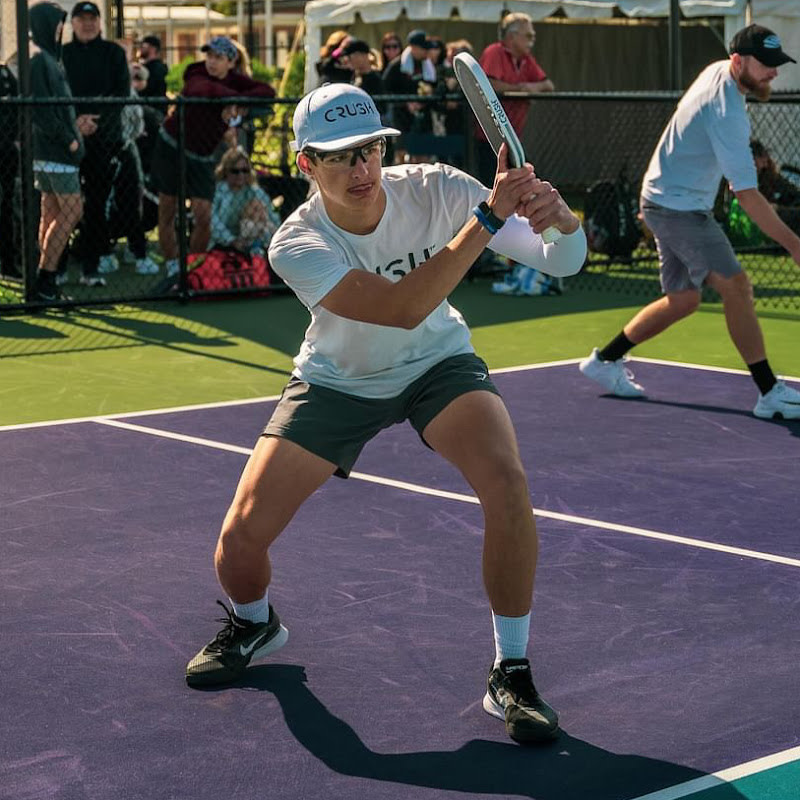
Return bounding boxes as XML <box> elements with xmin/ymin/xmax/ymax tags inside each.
<box><xmin>28</xmin><ymin>1</ymin><xmax>85</xmax><ymax>301</ymax></box>
<box><xmin>103</xmin><ymin>62</ymin><xmax>160</xmax><ymax>276</ymax></box>
<box><xmin>477</xmin><ymin>13</ymin><xmax>554</xmax><ymax>187</ymax></box>
<box><xmin>210</xmin><ymin>147</ymin><xmax>279</xmax><ymax>255</ymax></box>
<box><xmin>151</xmin><ymin>36</ymin><xmax>274</xmax><ymax>277</ymax></box>
<box><xmin>137</xmin><ymin>35</ymin><xmax>168</xmax><ymax>110</ymax></box>
<box><xmin>62</xmin><ymin>0</ymin><xmax>130</xmax><ymax>286</ymax></box>
<box><xmin>342</xmin><ymin>39</ymin><xmax>384</xmax><ymax>101</ymax></box>
<box><xmin>0</xmin><ymin>57</ymin><xmax>20</xmax><ymax>278</ymax></box>
<box><xmin>378</xmin><ymin>31</ymin><xmax>402</xmax><ymax>72</ymax></box>
<box><xmin>315</xmin><ymin>30</ymin><xmax>353</xmax><ymax>86</ymax></box>
<box><xmin>579</xmin><ymin>25</ymin><xmax>800</xmax><ymax>420</ymax></box>
<box><xmin>382</xmin><ymin>29</ymin><xmax>437</xmax><ymax>162</ymax></box>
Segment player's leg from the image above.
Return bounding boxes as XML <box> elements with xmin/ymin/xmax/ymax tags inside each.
<box><xmin>707</xmin><ymin>270</ymin><xmax>800</xmax><ymax>419</ymax></box>
<box><xmin>419</xmin><ymin>379</ymin><xmax>558</xmax><ymax>742</ymax></box>
<box><xmin>581</xmin><ymin>204</ymin><xmax>705</xmax><ymax>397</ymax></box>
<box><xmin>186</xmin><ymin>436</ymin><xmax>336</xmax><ymax>687</ymax></box>
<box><xmin>706</xmin><ymin>270</ymin><xmax>764</xmax><ymax>363</ymax></box>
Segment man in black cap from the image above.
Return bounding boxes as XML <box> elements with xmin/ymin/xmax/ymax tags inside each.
<box><xmin>580</xmin><ymin>24</ymin><xmax>800</xmax><ymax>420</ymax></box>
<box><xmin>382</xmin><ymin>29</ymin><xmax>438</xmax><ymax>162</ymax></box>
<box><xmin>138</xmin><ymin>34</ymin><xmax>168</xmax><ymax>106</ymax></box>
<box><xmin>342</xmin><ymin>39</ymin><xmax>384</xmax><ymax>100</ymax></box>
<box><xmin>62</xmin><ymin>0</ymin><xmax>130</xmax><ymax>285</ymax></box>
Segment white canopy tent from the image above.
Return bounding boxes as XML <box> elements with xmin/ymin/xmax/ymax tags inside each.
<box><xmin>302</xmin><ymin>0</ymin><xmax>800</xmax><ymax>91</ymax></box>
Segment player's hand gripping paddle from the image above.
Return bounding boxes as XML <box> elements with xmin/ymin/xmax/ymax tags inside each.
<box><xmin>453</xmin><ymin>51</ymin><xmax>561</xmax><ymax>244</ymax></box>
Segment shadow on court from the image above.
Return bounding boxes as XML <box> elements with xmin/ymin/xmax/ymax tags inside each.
<box><xmin>596</xmin><ymin>394</ymin><xmax>800</xmax><ymax>437</ymax></box>
<box><xmin>223</xmin><ymin>664</ymin><xmax>747</xmax><ymax>800</ymax></box>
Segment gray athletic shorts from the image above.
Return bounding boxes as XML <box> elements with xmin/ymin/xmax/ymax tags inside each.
<box><xmin>641</xmin><ymin>200</ymin><xmax>742</xmax><ymax>293</ymax></box>
<box><xmin>34</xmin><ymin>169</ymin><xmax>80</xmax><ymax>195</ymax></box>
<box><xmin>262</xmin><ymin>353</ymin><xmax>500</xmax><ymax>478</ymax></box>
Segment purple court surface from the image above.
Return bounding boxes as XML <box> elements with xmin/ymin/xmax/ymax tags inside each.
<box><xmin>2</xmin><ymin>360</ymin><xmax>798</xmax><ymax>800</ymax></box>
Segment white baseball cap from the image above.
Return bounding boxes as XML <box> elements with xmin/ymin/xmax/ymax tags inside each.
<box><xmin>291</xmin><ymin>84</ymin><xmax>400</xmax><ymax>152</ymax></box>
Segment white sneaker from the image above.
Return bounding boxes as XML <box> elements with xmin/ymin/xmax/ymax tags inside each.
<box><xmin>165</xmin><ymin>258</ymin><xmax>179</xmax><ymax>277</ymax></box>
<box><xmin>79</xmin><ymin>274</ymin><xmax>107</xmax><ymax>288</ymax></box>
<box><xmin>98</xmin><ymin>254</ymin><xmax>119</xmax><ymax>274</ymax></box>
<box><xmin>135</xmin><ymin>256</ymin><xmax>160</xmax><ymax>275</ymax></box>
<box><xmin>579</xmin><ymin>348</ymin><xmax>645</xmax><ymax>398</ymax></box>
<box><xmin>753</xmin><ymin>380</ymin><xmax>800</xmax><ymax>420</ymax></box>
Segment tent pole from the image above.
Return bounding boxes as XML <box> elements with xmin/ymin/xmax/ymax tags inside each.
<box><xmin>668</xmin><ymin>0</ymin><xmax>682</xmax><ymax>89</ymax></box>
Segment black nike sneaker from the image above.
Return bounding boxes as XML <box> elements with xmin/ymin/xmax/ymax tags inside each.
<box><xmin>33</xmin><ymin>270</ymin><xmax>70</xmax><ymax>303</ymax></box>
<box><xmin>186</xmin><ymin>601</ymin><xmax>288</xmax><ymax>688</ymax></box>
<box><xmin>483</xmin><ymin>658</ymin><xmax>560</xmax><ymax>743</ymax></box>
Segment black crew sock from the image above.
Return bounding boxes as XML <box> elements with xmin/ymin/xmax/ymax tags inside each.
<box><xmin>598</xmin><ymin>332</ymin><xmax>635</xmax><ymax>363</ymax></box>
<box><xmin>748</xmin><ymin>359</ymin><xmax>777</xmax><ymax>396</ymax></box>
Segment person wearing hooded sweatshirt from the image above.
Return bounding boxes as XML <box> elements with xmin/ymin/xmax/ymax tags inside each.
<box><xmin>62</xmin><ymin>1</ymin><xmax>130</xmax><ymax>286</ymax></box>
<box><xmin>29</xmin><ymin>1</ymin><xmax>85</xmax><ymax>302</ymax></box>
<box><xmin>151</xmin><ymin>36</ymin><xmax>274</xmax><ymax>277</ymax></box>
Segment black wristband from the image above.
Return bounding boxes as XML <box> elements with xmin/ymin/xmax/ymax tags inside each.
<box><xmin>477</xmin><ymin>201</ymin><xmax>505</xmax><ymax>232</ymax></box>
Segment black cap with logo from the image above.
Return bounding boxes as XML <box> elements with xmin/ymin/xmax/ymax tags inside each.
<box><xmin>729</xmin><ymin>24</ymin><xmax>796</xmax><ymax>68</ymax></box>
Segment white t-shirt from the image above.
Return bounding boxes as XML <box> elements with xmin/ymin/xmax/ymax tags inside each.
<box><xmin>269</xmin><ymin>162</ymin><xmax>585</xmax><ymax>398</ymax></box>
<box><xmin>641</xmin><ymin>60</ymin><xmax>758</xmax><ymax>211</ymax></box>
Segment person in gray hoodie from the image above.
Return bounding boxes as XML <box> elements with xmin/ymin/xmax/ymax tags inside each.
<box><xmin>29</xmin><ymin>1</ymin><xmax>87</xmax><ymax>301</ymax></box>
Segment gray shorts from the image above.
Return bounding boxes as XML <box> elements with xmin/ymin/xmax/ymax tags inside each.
<box><xmin>263</xmin><ymin>353</ymin><xmax>500</xmax><ymax>478</ymax></box>
<box><xmin>34</xmin><ymin>169</ymin><xmax>81</xmax><ymax>195</ymax></box>
<box><xmin>151</xmin><ymin>132</ymin><xmax>216</xmax><ymax>201</ymax></box>
<box><xmin>641</xmin><ymin>200</ymin><xmax>742</xmax><ymax>293</ymax></box>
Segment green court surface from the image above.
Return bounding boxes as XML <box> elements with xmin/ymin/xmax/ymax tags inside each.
<box><xmin>1</xmin><ymin>281</ymin><xmax>799</xmax><ymax>426</ymax></box>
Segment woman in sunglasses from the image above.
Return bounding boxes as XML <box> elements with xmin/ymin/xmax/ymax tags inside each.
<box><xmin>210</xmin><ymin>147</ymin><xmax>279</xmax><ymax>255</ymax></box>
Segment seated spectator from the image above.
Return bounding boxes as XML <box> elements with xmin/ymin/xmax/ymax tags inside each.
<box><xmin>151</xmin><ymin>36</ymin><xmax>274</xmax><ymax>277</ymax></box>
<box><xmin>29</xmin><ymin>0</ymin><xmax>86</xmax><ymax>302</ymax></box>
<box><xmin>315</xmin><ymin>30</ymin><xmax>353</xmax><ymax>85</ymax></box>
<box><xmin>210</xmin><ymin>147</ymin><xmax>279</xmax><ymax>256</ymax></box>
<box><xmin>751</xmin><ymin>139</ymin><xmax>800</xmax><ymax>234</ymax></box>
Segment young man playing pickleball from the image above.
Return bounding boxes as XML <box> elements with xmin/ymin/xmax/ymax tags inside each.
<box><xmin>185</xmin><ymin>83</ymin><xmax>587</xmax><ymax>743</ymax></box>
<box><xmin>580</xmin><ymin>24</ymin><xmax>800</xmax><ymax>420</ymax></box>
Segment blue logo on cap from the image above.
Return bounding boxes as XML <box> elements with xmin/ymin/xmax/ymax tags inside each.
<box><xmin>764</xmin><ymin>34</ymin><xmax>781</xmax><ymax>50</ymax></box>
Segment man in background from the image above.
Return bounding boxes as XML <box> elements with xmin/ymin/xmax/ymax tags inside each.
<box><xmin>477</xmin><ymin>13</ymin><xmax>553</xmax><ymax>188</ymax></box>
<box><xmin>580</xmin><ymin>25</ymin><xmax>800</xmax><ymax>420</ymax></box>
<box><xmin>138</xmin><ymin>34</ymin><xmax>168</xmax><ymax>109</ymax></box>
<box><xmin>62</xmin><ymin>0</ymin><xmax>130</xmax><ymax>285</ymax></box>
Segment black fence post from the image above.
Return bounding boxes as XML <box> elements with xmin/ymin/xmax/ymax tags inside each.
<box><xmin>176</xmin><ymin>97</ymin><xmax>188</xmax><ymax>301</ymax></box>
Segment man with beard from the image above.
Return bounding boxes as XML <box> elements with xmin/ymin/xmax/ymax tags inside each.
<box><xmin>579</xmin><ymin>24</ymin><xmax>800</xmax><ymax>420</ymax></box>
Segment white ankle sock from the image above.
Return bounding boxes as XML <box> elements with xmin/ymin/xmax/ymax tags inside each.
<box><xmin>492</xmin><ymin>611</ymin><xmax>530</xmax><ymax>667</ymax></box>
<box><xmin>230</xmin><ymin>592</ymin><xmax>269</xmax><ymax>624</ymax></box>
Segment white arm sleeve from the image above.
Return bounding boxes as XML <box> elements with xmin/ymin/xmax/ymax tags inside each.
<box><xmin>487</xmin><ymin>214</ymin><xmax>587</xmax><ymax>278</ymax></box>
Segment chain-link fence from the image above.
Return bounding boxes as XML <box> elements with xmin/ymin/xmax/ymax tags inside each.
<box><xmin>1</xmin><ymin>92</ymin><xmax>798</xmax><ymax>314</ymax></box>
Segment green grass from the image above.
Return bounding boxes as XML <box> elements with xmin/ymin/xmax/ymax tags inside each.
<box><xmin>2</xmin><ymin>279</ymin><xmax>798</xmax><ymax>426</ymax></box>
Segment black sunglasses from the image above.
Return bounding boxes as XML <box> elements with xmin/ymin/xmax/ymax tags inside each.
<box><xmin>229</xmin><ymin>167</ymin><xmax>251</xmax><ymax>175</ymax></box>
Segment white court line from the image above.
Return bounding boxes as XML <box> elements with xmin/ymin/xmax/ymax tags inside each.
<box><xmin>629</xmin><ymin>744</ymin><xmax>800</xmax><ymax>800</ymax></box>
<box><xmin>0</xmin><ymin>393</ymin><xmax>281</xmax><ymax>432</ymax></box>
<box><xmin>4</xmin><ymin>355</ymin><xmax>797</xmax><ymax>433</ymax></box>
<box><xmin>95</xmin><ymin>419</ymin><xmax>800</xmax><ymax>570</ymax></box>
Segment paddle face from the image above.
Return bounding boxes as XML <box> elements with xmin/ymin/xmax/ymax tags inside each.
<box><xmin>453</xmin><ymin>52</ymin><xmax>526</xmax><ymax>168</ymax></box>
<box><xmin>453</xmin><ymin>52</ymin><xmax>561</xmax><ymax>244</ymax></box>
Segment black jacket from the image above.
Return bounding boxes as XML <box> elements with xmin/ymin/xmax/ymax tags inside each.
<box><xmin>62</xmin><ymin>33</ymin><xmax>130</xmax><ymax>150</ymax></box>
<box><xmin>140</xmin><ymin>58</ymin><xmax>168</xmax><ymax>100</ymax></box>
<box><xmin>29</xmin><ymin>2</ymin><xmax>84</xmax><ymax>166</ymax></box>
